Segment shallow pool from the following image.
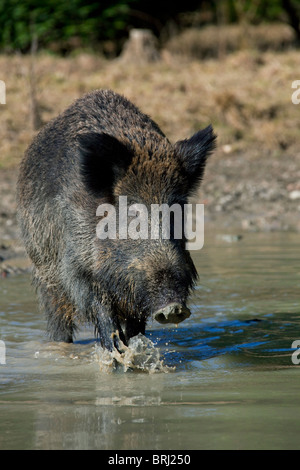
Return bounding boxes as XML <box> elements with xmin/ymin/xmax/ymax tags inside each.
<box><xmin>0</xmin><ymin>232</ymin><xmax>299</xmax><ymax>449</ymax></box>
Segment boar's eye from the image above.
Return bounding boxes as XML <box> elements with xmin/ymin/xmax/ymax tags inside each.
<box><xmin>78</xmin><ymin>132</ymin><xmax>133</xmax><ymax>195</ymax></box>
<box><xmin>175</xmin><ymin>125</ymin><xmax>216</xmax><ymax>193</ymax></box>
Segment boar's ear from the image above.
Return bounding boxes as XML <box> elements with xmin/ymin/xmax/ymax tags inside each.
<box><xmin>175</xmin><ymin>125</ymin><xmax>216</xmax><ymax>192</ymax></box>
<box><xmin>78</xmin><ymin>132</ymin><xmax>133</xmax><ymax>194</ymax></box>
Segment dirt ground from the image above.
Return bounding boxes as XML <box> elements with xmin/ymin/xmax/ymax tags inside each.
<box><xmin>0</xmin><ymin>43</ymin><xmax>299</xmax><ymax>275</ymax></box>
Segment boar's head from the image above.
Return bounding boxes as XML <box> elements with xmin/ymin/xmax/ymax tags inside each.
<box><xmin>79</xmin><ymin>125</ymin><xmax>216</xmax><ymax>346</ymax></box>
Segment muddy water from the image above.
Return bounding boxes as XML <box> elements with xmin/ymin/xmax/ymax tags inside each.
<box><xmin>0</xmin><ymin>232</ymin><xmax>299</xmax><ymax>450</ymax></box>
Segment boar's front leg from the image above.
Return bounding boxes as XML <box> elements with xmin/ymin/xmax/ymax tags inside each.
<box><xmin>93</xmin><ymin>300</ymin><xmax>126</xmax><ymax>352</ymax></box>
<box><xmin>119</xmin><ymin>318</ymin><xmax>146</xmax><ymax>345</ymax></box>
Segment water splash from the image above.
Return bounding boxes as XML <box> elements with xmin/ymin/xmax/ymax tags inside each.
<box><xmin>92</xmin><ymin>333</ymin><xmax>174</xmax><ymax>373</ymax></box>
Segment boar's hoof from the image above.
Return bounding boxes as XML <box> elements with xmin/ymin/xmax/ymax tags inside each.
<box><xmin>154</xmin><ymin>303</ymin><xmax>191</xmax><ymax>325</ymax></box>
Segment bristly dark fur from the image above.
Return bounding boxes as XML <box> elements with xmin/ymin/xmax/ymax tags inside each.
<box><xmin>17</xmin><ymin>89</ymin><xmax>216</xmax><ymax>351</ymax></box>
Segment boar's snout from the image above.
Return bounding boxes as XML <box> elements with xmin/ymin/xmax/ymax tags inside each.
<box><xmin>154</xmin><ymin>303</ymin><xmax>191</xmax><ymax>325</ymax></box>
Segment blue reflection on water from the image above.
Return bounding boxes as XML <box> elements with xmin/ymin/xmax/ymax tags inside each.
<box><xmin>147</xmin><ymin>314</ymin><xmax>300</xmax><ymax>369</ymax></box>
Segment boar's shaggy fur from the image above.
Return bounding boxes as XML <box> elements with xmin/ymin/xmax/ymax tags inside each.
<box><xmin>17</xmin><ymin>89</ymin><xmax>216</xmax><ymax>351</ymax></box>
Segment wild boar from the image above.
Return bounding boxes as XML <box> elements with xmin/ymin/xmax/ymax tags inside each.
<box><xmin>17</xmin><ymin>89</ymin><xmax>215</xmax><ymax>351</ymax></box>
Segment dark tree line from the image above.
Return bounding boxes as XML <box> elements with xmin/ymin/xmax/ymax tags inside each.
<box><xmin>0</xmin><ymin>0</ymin><xmax>298</xmax><ymax>54</ymax></box>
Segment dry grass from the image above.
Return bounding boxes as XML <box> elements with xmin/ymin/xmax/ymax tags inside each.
<box><xmin>164</xmin><ymin>23</ymin><xmax>296</xmax><ymax>59</ymax></box>
<box><xmin>0</xmin><ymin>30</ymin><xmax>299</xmax><ymax>169</ymax></box>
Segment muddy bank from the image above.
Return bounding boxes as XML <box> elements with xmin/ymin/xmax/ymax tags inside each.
<box><xmin>201</xmin><ymin>147</ymin><xmax>300</xmax><ymax>233</ymax></box>
<box><xmin>0</xmin><ymin>169</ymin><xmax>29</xmax><ymax>276</ymax></box>
<box><xmin>1</xmin><ymin>147</ymin><xmax>299</xmax><ymax>276</ymax></box>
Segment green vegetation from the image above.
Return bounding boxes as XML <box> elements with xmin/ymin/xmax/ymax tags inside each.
<box><xmin>0</xmin><ymin>0</ymin><xmax>136</xmax><ymax>52</ymax></box>
<box><xmin>0</xmin><ymin>0</ymin><xmax>299</xmax><ymax>54</ymax></box>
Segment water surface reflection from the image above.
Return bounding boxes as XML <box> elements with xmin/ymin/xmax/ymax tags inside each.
<box><xmin>0</xmin><ymin>232</ymin><xmax>299</xmax><ymax>449</ymax></box>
